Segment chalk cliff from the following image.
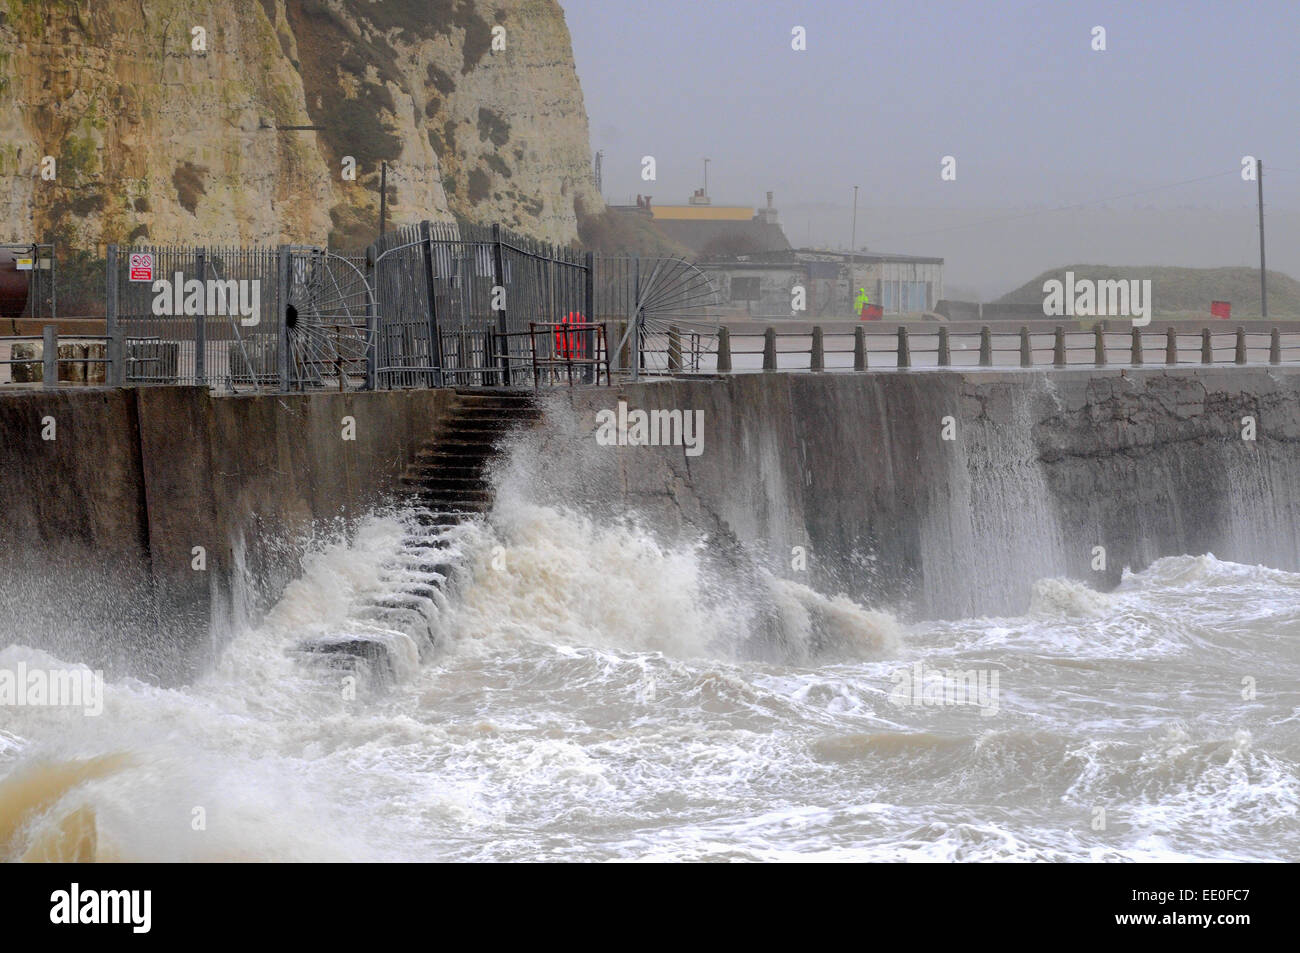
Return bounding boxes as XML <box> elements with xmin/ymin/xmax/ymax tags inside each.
<box><xmin>0</xmin><ymin>0</ymin><xmax>602</xmax><ymax>248</ymax></box>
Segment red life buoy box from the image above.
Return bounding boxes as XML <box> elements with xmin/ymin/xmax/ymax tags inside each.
<box><xmin>555</xmin><ymin>311</ymin><xmax>588</xmax><ymax>359</ymax></box>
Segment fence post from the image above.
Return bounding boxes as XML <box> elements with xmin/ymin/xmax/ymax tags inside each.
<box><xmin>810</xmin><ymin>325</ymin><xmax>824</xmax><ymax>371</ymax></box>
<box><xmin>854</xmin><ymin>326</ymin><xmax>866</xmax><ymax>371</ymax></box>
<box><xmin>762</xmin><ymin>326</ymin><xmax>777</xmax><ymax>371</ymax></box>
<box><xmin>418</xmin><ymin>221</ymin><xmax>445</xmax><ymax>387</ymax></box>
<box><xmin>1053</xmin><ymin>326</ymin><xmax>1066</xmax><ymax>367</ymax></box>
<box><xmin>1235</xmin><ymin>326</ymin><xmax>1247</xmax><ymax>365</ymax></box>
<box><xmin>1201</xmin><ymin>328</ymin><xmax>1212</xmax><ymax>364</ymax></box>
<box><xmin>106</xmin><ymin>244</ymin><xmax>123</xmax><ymax>386</ymax></box>
<box><xmin>897</xmin><ymin>326</ymin><xmax>911</xmax><ymax>368</ymax></box>
<box><xmin>491</xmin><ymin>224</ymin><xmax>510</xmax><ymax>386</ymax></box>
<box><xmin>1270</xmin><ymin>327</ymin><xmax>1281</xmax><ymax>365</ymax></box>
<box><xmin>1019</xmin><ymin>326</ymin><xmax>1032</xmax><ymax>367</ymax></box>
<box><xmin>1131</xmin><ymin>327</ymin><xmax>1143</xmax><ymax>366</ymax></box>
<box><xmin>364</xmin><ymin>245</ymin><xmax>378</xmax><ymax>390</ymax></box>
<box><xmin>194</xmin><ymin>246</ymin><xmax>206</xmax><ymax>384</ymax></box>
<box><xmin>42</xmin><ymin>325</ymin><xmax>57</xmax><ymax>387</ymax></box>
<box><xmin>583</xmin><ymin>251</ymin><xmax>595</xmax><ymax>384</ymax></box>
<box><xmin>1165</xmin><ymin>326</ymin><xmax>1177</xmax><ymax>366</ymax></box>
<box><xmin>1091</xmin><ymin>326</ymin><xmax>1105</xmax><ymax>366</ymax></box>
<box><xmin>276</xmin><ymin>245</ymin><xmax>291</xmax><ymax>391</ymax></box>
<box><xmin>979</xmin><ymin>326</ymin><xmax>992</xmax><ymax>366</ymax></box>
<box><xmin>938</xmin><ymin>326</ymin><xmax>950</xmax><ymax>366</ymax></box>
<box><xmin>716</xmin><ymin>325</ymin><xmax>732</xmax><ymax>373</ymax></box>
<box><xmin>668</xmin><ymin>325</ymin><xmax>682</xmax><ymax>372</ymax></box>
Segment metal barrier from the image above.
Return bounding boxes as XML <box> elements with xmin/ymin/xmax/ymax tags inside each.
<box><xmin>706</xmin><ymin>324</ymin><xmax>1300</xmax><ymax>372</ymax></box>
<box><xmin>369</xmin><ymin>222</ymin><xmax>593</xmax><ymax>389</ymax></box>
<box><xmin>0</xmin><ymin>327</ymin><xmax>112</xmax><ymax>386</ymax></box>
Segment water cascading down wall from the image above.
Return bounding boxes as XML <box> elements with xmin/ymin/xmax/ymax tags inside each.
<box><xmin>548</xmin><ymin>368</ymin><xmax>1300</xmax><ymax>619</ymax></box>
<box><xmin>2</xmin><ymin>368</ymin><xmax>1298</xmax><ymax>683</ymax></box>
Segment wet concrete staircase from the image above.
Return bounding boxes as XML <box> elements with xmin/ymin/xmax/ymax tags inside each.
<box><xmin>295</xmin><ymin>389</ymin><xmax>542</xmax><ymax>683</ymax></box>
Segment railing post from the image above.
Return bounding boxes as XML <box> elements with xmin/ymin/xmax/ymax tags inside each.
<box><xmin>897</xmin><ymin>326</ymin><xmax>911</xmax><ymax>368</ymax></box>
<box><xmin>364</xmin><ymin>245</ymin><xmax>377</xmax><ymax>390</ymax></box>
<box><xmin>978</xmin><ymin>325</ymin><xmax>992</xmax><ymax>366</ymax></box>
<box><xmin>762</xmin><ymin>326</ymin><xmax>777</xmax><ymax>371</ymax></box>
<box><xmin>1270</xmin><ymin>327</ymin><xmax>1281</xmax><ymax>365</ymax></box>
<box><xmin>853</xmin><ymin>325</ymin><xmax>866</xmax><ymax>371</ymax></box>
<box><xmin>419</xmin><ymin>222</ymin><xmax>445</xmax><ymax>387</ymax></box>
<box><xmin>42</xmin><ymin>325</ymin><xmax>57</xmax><ymax>387</ymax></box>
<box><xmin>583</xmin><ymin>251</ymin><xmax>595</xmax><ymax>384</ymax></box>
<box><xmin>668</xmin><ymin>324</ymin><xmax>682</xmax><ymax>372</ymax></box>
<box><xmin>1131</xmin><ymin>327</ymin><xmax>1143</xmax><ymax>366</ymax></box>
<box><xmin>1235</xmin><ymin>326</ymin><xmax>1247</xmax><ymax>365</ymax></box>
<box><xmin>106</xmin><ymin>244</ymin><xmax>123</xmax><ymax>386</ymax></box>
<box><xmin>276</xmin><ymin>244</ymin><xmax>291</xmax><ymax>391</ymax></box>
<box><xmin>1094</xmin><ymin>326</ymin><xmax>1106</xmax><ymax>366</ymax></box>
<box><xmin>1201</xmin><ymin>328</ymin><xmax>1212</xmax><ymax>364</ymax></box>
<box><xmin>810</xmin><ymin>325</ymin><xmax>824</xmax><ymax>371</ymax></box>
<box><xmin>1053</xmin><ymin>326</ymin><xmax>1066</xmax><ymax>367</ymax></box>
<box><xmin>716</xmin><ymin>325</ymin><xmax>732</xmax><ymax>373</ymax></box>
<box><xmin>491</xmin><ymin>224</ymin><xmax>510</xmax><ymax>386</ymax></box>
<box><xmin>1165</xmin><ymin>326</ymin><xmax>1177</xmax><ymax>366</ymax></box>
<box><xmin>194</xmin><ymin>246</ymin><xmax>206</xmax><ymax>384</ymax></box>
<box><xmin>938</xmin><ymin>326</ymin><xmax>950</xmax><ymax>366</ymax></box>
<box><xmin>1019</xmin><ymin>326</ymin><xmax>1032</xmax><ymax>367</ymax></box>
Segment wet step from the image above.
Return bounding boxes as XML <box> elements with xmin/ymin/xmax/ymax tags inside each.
<box><xmin>293</xmin><ymin>390</ymin><xmax>540</xmax><ymax>685</ymax></box>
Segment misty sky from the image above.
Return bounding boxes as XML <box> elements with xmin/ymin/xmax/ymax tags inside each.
<box><xmin>561</xmin><ymin>0</ymin><xmax>1300</xmax><ymax>298</ymax></box>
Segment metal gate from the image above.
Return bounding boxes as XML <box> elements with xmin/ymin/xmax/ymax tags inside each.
<box><xmin>107</xmin><ymin>244</ymin><xmax>374</xmax><ymax>392</ymax></box>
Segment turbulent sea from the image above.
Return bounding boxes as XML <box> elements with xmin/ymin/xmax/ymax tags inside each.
<box><xmin>1</xmin><ymin>488</ymin><xmax>1297</xmax><ymax>862</ymax></box>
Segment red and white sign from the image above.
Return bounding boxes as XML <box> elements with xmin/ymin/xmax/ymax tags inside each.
<box><xmin>1210</xmin><ymin>300</ymin><xmax>1231</xmax><ymax>320</ymax></box>
<box><xmin>129</xmin><ymin>253</ymin><xmax>154</xmax><ymax>282</ymax></box>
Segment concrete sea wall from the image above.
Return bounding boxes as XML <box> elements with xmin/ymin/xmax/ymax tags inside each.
<box><xmin>0</xmin><ymin>387</ymin><xmax>456</xmax><ymax>680</ymax></box>
<box><xmin>544</xmin><ymin>368</ymin><xmax>1300</xmax><ymax>619</ymax></box>
<box><xmin>4</xmin><ymin>367</ymin><xmax>1298</xmax><ymax>680</ymax></box>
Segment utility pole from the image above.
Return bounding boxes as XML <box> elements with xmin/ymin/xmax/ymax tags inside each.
<box><xmin>851</xmin><ymin>185</ymin><xmax>859</xmax><ymax>256</ymax></box>
<box><xmin>379</xmin><ymin>161</ymin><xmax>388</xmax><ymax>237</ymax></box>
<box><xmin>703</xmin><ymin>157</ymin><xmax>710</xmax><ymax>198</ymax></box>
<box><xmin>1258</xmin><ymin>158</ymin><xmax>1267</xmax><ymax>318</ymax></box>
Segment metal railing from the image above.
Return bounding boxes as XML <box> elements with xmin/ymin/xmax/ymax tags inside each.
<box><xmin>0</xmin><ymin>327</ymin><xmax>113</xmax><ymax>386</ymax></box>
<box><xmin>699</xmin><ymin>324</ymin><xmax>1300</xmax><ymax>372</ymax></box>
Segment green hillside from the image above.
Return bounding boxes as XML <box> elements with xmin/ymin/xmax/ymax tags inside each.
<box><xmin>996</xmin><ymin>265</ymin><xmax>1300</xmax><ymax>318</ymax></box>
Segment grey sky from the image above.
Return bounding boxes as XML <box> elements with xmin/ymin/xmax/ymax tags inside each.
<box><xmin>561</xmin><ymin>0</ymin><xmax>1300</xmax><ymax>298</ymax></box>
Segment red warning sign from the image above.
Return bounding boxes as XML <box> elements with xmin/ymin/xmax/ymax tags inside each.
<box><xmin>129</xmin><ymin>253</ymin><xmax>154</xmax><ymax>282</ymax></box>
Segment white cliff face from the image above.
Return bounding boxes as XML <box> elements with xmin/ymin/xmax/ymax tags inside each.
<box><xmin>0</xmin><ymin>0</ymin><xmax>603</xmax><ymax>248</ymax></box>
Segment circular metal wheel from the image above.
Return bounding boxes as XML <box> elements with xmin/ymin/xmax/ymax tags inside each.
<box><xmin>283</xmin><ymin>248</ymin><xmax>374</xmax><ymax>390</ymax></box>
<box><xmin>600</xmin><ymin>257</ymin><xmax>720</xmax><ymax>377</ymax></box>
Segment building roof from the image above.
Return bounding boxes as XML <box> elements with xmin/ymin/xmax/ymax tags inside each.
<box><xmin>650</xmin><ymin>205</ymin><xmax>755</xmax><ymax>221</ymax></box>
<box><xmin>653</xmin><ymin>219</ymin><xmax>793</xmax><ymax>257</ymax></box>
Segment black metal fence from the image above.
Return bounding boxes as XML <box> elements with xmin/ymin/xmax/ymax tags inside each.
<box><xmin>370</xmin><ymin>222</ymin><xmax>593</xmax><ymax>388</ymax></box>
<box><xmin>87</xmin><ymin>224</ymin><xmax>712</xmax><ymax>392</ymax></box>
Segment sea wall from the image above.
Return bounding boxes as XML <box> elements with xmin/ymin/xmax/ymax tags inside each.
<box><xmin>544</xmin><ymin>368</ymin><xmax>1300</xmax><ymax>619</ymax></box>
<box><xmin>0</xmin><ymin>386</ymin><xmax>455</xmax><ymax>680</ymax></box>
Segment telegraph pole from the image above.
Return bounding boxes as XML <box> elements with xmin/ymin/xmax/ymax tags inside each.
<box><xmin>379</xmin><ymin>160</ymin><xmax>388</xmax><ymax>237</ymax></box>
<box><xmin>1258</xmin><ymin>158</ymin><xmax>1267</xmax><ymax>318</ymax></box>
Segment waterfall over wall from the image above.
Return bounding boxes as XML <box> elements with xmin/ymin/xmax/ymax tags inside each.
<box><xmin>551</xmin><ymin>368</ymin><xmax>1300</xmax><ymax>620</ymax></box>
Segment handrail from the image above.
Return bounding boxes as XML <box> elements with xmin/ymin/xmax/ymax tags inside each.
<box><xmin>626</xmin><ymin>324</ymin><xmax>1300</xmax><ymax>374</ymax></box>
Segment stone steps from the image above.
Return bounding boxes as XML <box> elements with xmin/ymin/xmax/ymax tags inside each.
<box><xmin>292</xmin><ymin>390</ymin><xmax>540</xmax><ymax>684</ymax></box>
